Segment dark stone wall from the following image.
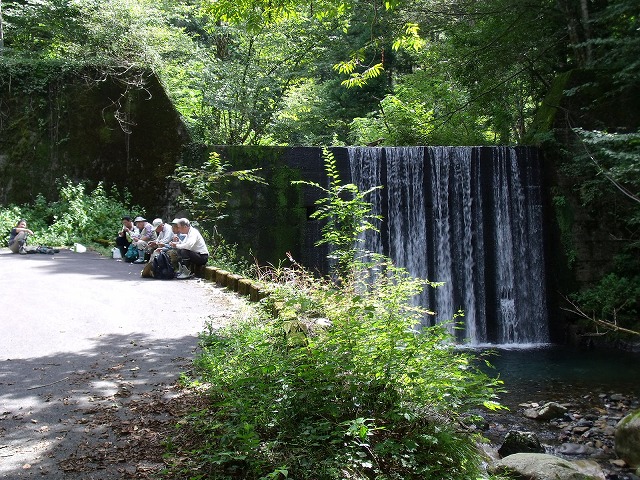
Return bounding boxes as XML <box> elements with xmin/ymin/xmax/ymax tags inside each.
<box><xmin>209</xmin><ymin>146</ymin><xmax>353</xmax><ymax>272</ymax></box>
<box><xmin>531</xmin><ymin>69</ymin><xmax>640</xmax><ymax>346</ymax></box>
<box><xmin>0</xmin><ymin>64</ymin><xmax>187</xmax><ymax>216</ymax></box>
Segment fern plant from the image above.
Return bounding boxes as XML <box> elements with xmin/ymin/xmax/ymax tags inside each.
<box><xmin>294</xmin><ymin>147</ymin><xmax>381</xmax><ymax>279</ymax></box>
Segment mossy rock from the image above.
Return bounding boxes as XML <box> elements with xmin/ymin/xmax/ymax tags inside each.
<box><xmin>615</xmin><ymin>409</ymin><xmax>640</xmax><ymax>467</ymax></box>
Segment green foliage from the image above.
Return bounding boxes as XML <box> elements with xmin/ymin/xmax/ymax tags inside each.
<box><xmin>579</xmin><ymin>0</ymin><xmax>640</xmax><ymax>93</ymax></box>
<box><xmin>0</xmin><ymin>179</ymin><xmax>140</xmax><ymax>248</ymax></box>
<box><xmin>293</xmin><ymin>148</ymin><xmax>381</xmax><ymax>278</ymax></box>
<box><xmin>208</xmin><ymin>237</ymin><xmax>255</xmax><ymax>278</ymax></box>
<box><xmin>1</xmin><ymin>0</ymin><xmax>190</xmax><ymax>68</ymax></box>
<box><xmin>171</xmin><ymin>151</ymin><xmax>266</xmax><ymax>233</ymax></box>
<box><xmin>334</xmin><ymin>57</ymin><xmax>384</xmax><ymax>88</ymax></box>
<box><xmin>166</xmin><ymin>258</ymin><xmax>501</xmax><ymax>479</ymax></box>
<box><xmin>571</xmin><ymin>128</ymin><xmax>640</xmax><ymax>224</ymax></box>
<box><xmin>1</xmin><ymin>0</ymin><xmax>574</xmax><ymax>147</ymax></box>
<box><xmin>571</xmin><ymin>269</ymin><xmax>640</xmax><ymax>333</ymax></box>
<box><xmin>2</xmin><ymin>0</ymin><xmax>637</xmax><ymax>150</ymax></box>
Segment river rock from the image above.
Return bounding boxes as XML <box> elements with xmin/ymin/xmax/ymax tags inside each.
<box><xmin>557</xmin><ymin>442</ymin><xmax>599</xmax><ymax>456</ymax></box>
<box><xmin>498</xmin><ymin>430</ymin><xmax>545</xmax><ymax>457</ymax></box>
<box><xmin>491</xmin><ymin>453</ymin><xmax>606</xmax><ymax>480</ymax></box>
<box><xmin>615</xmin><ymin>410</ymin><xmax>640</xmax><ymax>467</ymax></box>
<box><xmin>539</xmin><ymin>402</ymin><xmax>569</xmax><ymax>420</ymax></box>
<box><xmin>525</xmin><ymin>402</ymin><xmax>568</xmax><ymax>421</ymax></box>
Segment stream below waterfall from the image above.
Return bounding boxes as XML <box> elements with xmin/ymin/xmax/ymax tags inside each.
<box><xmin>482</xmin><ymin>345</ymin><xmax>640</xmax><ymax>406</ymax></box>
<box><xmin>474</xmin><ymin>345</ymin><xmax>640</xmax><ymax>478</ymax></box>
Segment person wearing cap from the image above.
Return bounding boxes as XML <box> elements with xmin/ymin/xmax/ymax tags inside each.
<box><xmin>170</xmin><ymin>218</ymin><xmax>209</xmax><ymax>279</ymax></box>
<box><xmin>139</xmin><ymin>218</ymin><xmax>182</xmax><ymax>278</ymax></box>
<box><xmin>131</xmin><ymin>216</ymin><xmax>157</xmax><ymax>263</ymax></box>
<box><xmin>115</xmin><ymin>216</ymin><xmax>139</xmax><ymax>258</ymax></box>
<box><xmin>151</xmin><ymin>218</ymin><xmax>183</xmax><ymax>254</ymax></box>
<box><xmin>150</xmin><ymin>218</ymin><xmax>184</xmax><ymax>276</ymax></box>
<box><xmin>148</xmin><ymin>218</ymin><xmax>174</xmax><ymax>250</ymax></box>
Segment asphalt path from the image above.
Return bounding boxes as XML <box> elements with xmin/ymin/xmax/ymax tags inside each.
<box><xmin>0</xmin><ymin>248</ymin><xmax>248</xmax><ymax>478</ymax></box>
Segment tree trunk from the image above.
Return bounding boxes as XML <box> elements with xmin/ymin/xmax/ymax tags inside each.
<box><xmin>579</xmin><ymin>0</ymin><xmax>592</xmax><ymax>65</ymax></box>
<box><xmin>0</xmin><ymin>0</ymin><xmax>4</xmax><ymax>51</ymax></box>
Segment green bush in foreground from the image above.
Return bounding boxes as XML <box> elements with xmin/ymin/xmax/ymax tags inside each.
<box><xmin>166</xmin><ymin>259</ymin><xmax>502</xmax><ymax>479</ymax></box>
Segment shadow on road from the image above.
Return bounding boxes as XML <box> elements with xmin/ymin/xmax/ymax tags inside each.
<box><xmin>0</xmin><ymin>331</ymin><xmax>201</xmax><ymax>479</ymax></box>
<box><xmin>0</xmin><ymin>248</ymin><xmax>150</xmax><ymax>281</ymax></box>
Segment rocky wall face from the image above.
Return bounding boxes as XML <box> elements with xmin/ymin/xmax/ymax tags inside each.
<box><xmin>0</xmin><ymin>64</ymin><xmax>186</xmax><ymax>215</ymax></box>
<box><xmin>209</xmin><ymin>146</ymin><xmax>331</xmax><ymax>271</ymax></box>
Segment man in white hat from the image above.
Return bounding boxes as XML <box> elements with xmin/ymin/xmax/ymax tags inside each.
<box><xmin>131</xmin><ymin>216</ymin><xmax>157</xmax><ymax>263</ymax></box>
<box><xmin>148</xmin><ymin>218</ymin><xmax>174</xmax><ymax>249</ymax></box>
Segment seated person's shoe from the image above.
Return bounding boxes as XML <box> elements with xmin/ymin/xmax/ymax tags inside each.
<box><xmin>133</xmin><ymin>258</ymin><xmax>146</xmax><ymax>264</ymax></box>
<box><xmin>175</xmin><ymin>265</ymin><xmax>194</xmax><ymax>279</ymax></box>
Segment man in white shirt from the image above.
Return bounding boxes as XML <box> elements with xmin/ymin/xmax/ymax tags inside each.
<box><xmin>170</xmin><ymin>218</ymin><xmax>210</xmax><ymax>279</ymax></box>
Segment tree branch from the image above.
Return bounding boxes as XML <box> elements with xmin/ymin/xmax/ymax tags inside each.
<box><xmin>561</xmin><ymin>296</ymin><xmax>640</xmax><ymax>336</ymax></box>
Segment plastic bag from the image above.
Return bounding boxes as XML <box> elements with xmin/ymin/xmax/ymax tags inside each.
<box><xmin>124</xmin><ymin>243</ymin><xmax>139</xmax><ymax>262</ymax></box>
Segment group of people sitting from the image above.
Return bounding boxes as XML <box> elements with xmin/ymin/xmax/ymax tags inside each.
<box><xmin>115</xmin><ymin>216</ymin><xmax>209</xmax><ymax>280</ymax></box>
<box><xmin>6</xmin><ymin>216</ymin><xmax>207</xmax><ymax>280</ymax></box>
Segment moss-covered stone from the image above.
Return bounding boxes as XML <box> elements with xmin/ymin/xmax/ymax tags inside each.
<box><xmin>0</xmin><ymin>61</ymin><xmax>187</xmax><ymax>213</ymax></box>
<box><xmin>210</xmin><ymin>146</ymin><xmax>311</xmax><ymax>267</ymax></box>
<box><xmin>526</xmin><ymin>71</ymin><xmax>573</xmax><ymax>144</ymax></box>
<box><xmin>616</xmin><ymin>410</ymin><xmax>640</xmax><ymax>467</ymax></box>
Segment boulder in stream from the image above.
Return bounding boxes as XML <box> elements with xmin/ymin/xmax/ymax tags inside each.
<box><xmin>524</xmin><ymin>402</ymin><xmax>569</xmax><ymax>421</ymax></box>
<box><xmin>491</xmin><ymin>452</ymin><xmax>606</xmax><ymax>480</ymax></box>
<box><xmin>498</xmin><ymin>430</ymin><xmax>545</xmax><ymax>457</ymax></box>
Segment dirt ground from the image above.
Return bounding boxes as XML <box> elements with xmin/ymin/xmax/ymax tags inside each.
<box><xmin>0</xmin><ymin>248</ymin><xmax>251</xmax><ymax>478</ymax></box>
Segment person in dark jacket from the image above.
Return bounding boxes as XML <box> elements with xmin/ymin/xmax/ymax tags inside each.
<box><xmin>115</xmin><ymin>216</ymin><xmax>139</xmax><ymax>258</ymax></box>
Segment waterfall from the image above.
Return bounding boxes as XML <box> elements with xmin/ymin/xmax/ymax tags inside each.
<box><xmin>347</xmin><ymin>146</ymin><xmax>548</xmax><ymax>345</ymax></box>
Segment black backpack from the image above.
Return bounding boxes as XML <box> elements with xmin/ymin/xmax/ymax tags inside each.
<box><xmin>152</xmin><ymin>251</ymin><xmax>175</xmax><ymax>280</ymax></box>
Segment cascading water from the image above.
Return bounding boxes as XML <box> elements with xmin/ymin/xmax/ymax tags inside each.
<box><xmin>348</xmin><ymin>146</ymin><xmax>549</xmax><ymax>345</ymax></box>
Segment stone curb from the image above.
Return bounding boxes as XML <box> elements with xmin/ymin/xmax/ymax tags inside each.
<box><xmin>193</xmin><ymin>265</ymin><xmax>268</xmax><ymax>302</ymax></box>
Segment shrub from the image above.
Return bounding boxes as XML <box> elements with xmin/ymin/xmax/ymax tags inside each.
<box><xmin>166</xmin><ymin>257</ymin><xmax>502</xmax><ymax>479</ymax></box>
<box><xmin>163</xmin><ymin>148</ymin><xmax>502</xmax><ymax>479</ymax></box>
<box><xmin>0</xmin><ymin>179</ymin><xmax>140</xmax><ymax>249</ymax></box>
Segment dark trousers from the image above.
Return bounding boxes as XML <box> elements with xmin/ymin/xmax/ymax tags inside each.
<box><xmin>115</xmin><ymin>235</ymin><xmax>131</xmax><ymax>258</ymax></box>
<box><xmin>178</xmin><ymin>249</ymin><xmax>208</xmax><ymax>267</ymax></box>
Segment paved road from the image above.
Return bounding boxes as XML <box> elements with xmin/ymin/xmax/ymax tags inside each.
<box><xmin>0</xmin><ymin>248</ymin><xmax>247</xmax><ymax>478</ymax></box>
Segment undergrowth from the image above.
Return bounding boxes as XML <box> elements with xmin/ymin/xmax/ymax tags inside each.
<box><xmin>1</xmin><ymin>179</ymin><xmax>141</xmax><ymax>250</ymax></box>
<box><xmin>165</xmin><ymin>259</ymin><xmax>503</xmax><ymax>479</ymax></box>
